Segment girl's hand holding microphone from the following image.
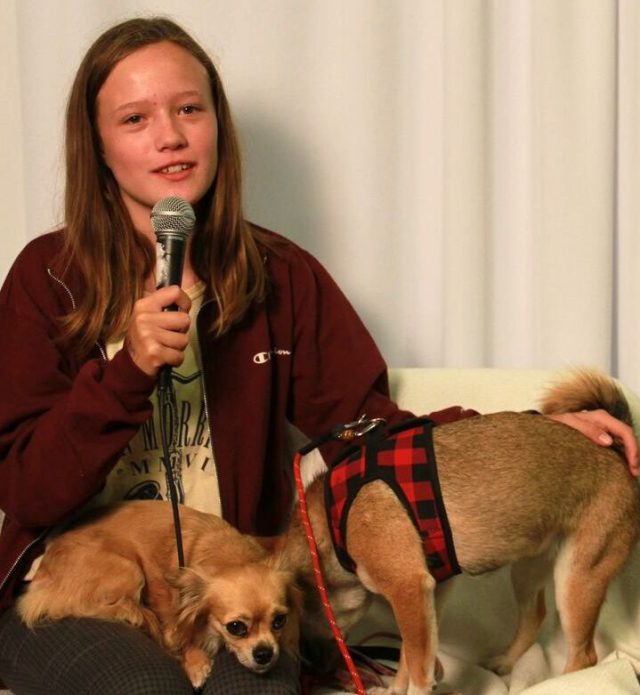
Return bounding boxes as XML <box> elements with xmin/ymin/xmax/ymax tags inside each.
<box><xmin>124</xmin><ymin>285</ymin><xmax>192</xmax><ymax>377</ymax></box>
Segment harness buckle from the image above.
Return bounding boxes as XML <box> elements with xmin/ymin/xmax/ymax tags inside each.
<box><xmin>336</xmin><ymin>414</ymin><xmax>386</xmax><ymax>441</ymax></box>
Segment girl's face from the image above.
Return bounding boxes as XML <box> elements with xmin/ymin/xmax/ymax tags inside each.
<box><xmin>96</xmin><ymin>41</ymin><xmax>219</xmax><ymax>236</ymax></box>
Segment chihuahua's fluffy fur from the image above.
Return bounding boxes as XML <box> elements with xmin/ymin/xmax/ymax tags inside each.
<box><xmin>17</xmin><ymin>501</ymin><xmax>301</xmax><ymax>688</ymax></box>
<box><xmin>281</xmin><ymin>369</ymin><xmax>640</xmax><ymax>695</ymax></box>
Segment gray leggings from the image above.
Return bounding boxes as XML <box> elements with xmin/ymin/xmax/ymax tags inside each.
<box><xmin>0</xmin><ymin>607</ymin><xmax>300</xmax><ymax>695</ymax></box>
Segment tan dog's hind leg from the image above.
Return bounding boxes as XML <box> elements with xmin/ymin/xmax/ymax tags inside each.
<box><xmin>554</xmin><ymin>515</ymin><xmax>636</xmax><ymax>673</ymax></box>
<box><xmin>19</xmin><ymin>551</ymin><xmax>163</xmax><ymax>643</ymax></box>
<box><xmin>486</xmin><ymin>550</ymin><xmax>554</xmax><ymax>674</ymax></box>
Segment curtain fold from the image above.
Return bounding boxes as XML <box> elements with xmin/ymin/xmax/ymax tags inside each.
<box><xmin>617</xmin><ymin>0</ymin><xmax>640</xmax><ymax>394</ymax></box>
<box><xmin>2</xmin><ymin>0</ymin><xmax>638</xmax><ymax>392</ymax></box>
<box><xmin>0</xmin><ymin>0</ymin><xmax>27</xmax><ymax>283</ymax></box>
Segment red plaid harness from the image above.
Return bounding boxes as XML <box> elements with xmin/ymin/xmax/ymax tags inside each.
<box><xmin>324</xmin><ymin>417</ymin><xmax>460</xmax><ymax>582</ymax></box>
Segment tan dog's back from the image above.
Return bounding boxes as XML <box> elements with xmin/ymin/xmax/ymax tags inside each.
<box><xmin>434</xmin><ymin>412</ymin><xmax>640</xmax><ymax>573</ymax></box>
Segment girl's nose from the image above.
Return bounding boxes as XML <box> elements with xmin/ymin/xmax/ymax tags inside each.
<box><xmin>156</xmin><ymin>114</ymin><xmax>187</xmax><ymax>150</ymax></box>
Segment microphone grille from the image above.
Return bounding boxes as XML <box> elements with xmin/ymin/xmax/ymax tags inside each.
<box><xmin>150</xmin><ymin>197</ymin><xmax>196</xmax><ymax>237</ymax></box>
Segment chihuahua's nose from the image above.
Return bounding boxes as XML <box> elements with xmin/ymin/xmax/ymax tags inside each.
<box><xmin>253</xmin><ymin>644</ymin><xmax>274</xmax><ymax>666</ymax></box>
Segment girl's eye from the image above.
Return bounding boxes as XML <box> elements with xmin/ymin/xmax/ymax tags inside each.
<box><xmin>180</xmin><ymin>104</ymin><xmax>201</xmax><ymax>115</ymax></box>
<box><xmin>124</xmin><ymin>114</ymin><xmax>143</xmax><ymax>125</ymax></box>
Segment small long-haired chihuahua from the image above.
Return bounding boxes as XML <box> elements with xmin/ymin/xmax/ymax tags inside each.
<box><xmin>17</xmin><ymin>500</ymin><xmax>301</xmax><ymax>688</ymax></box>
<box><xmin>281</xmin><ymin>369</ymin><xmax>640</xmax><ymax>695</ymax></box>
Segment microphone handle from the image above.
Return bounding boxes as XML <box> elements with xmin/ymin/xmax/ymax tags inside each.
<box><xmin>158</xmin><ymin>365</ymin><xmax>173</xmax><ymax>391</ymax></box>
<box><xmin>156</xmin><ymin>233</ymin><xmax>187</xmax><ymax>289</ymax></box>
<box><xmin>155</xmin><ymin>232</ymin><xmax>187</xmax><ymax>390</ymax></box>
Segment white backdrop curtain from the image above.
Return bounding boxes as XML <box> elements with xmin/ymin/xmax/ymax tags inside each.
<box><xmin>2</xmin><ymin>0</ymin><xmax>639</xmax><ymax>393</ymax></box>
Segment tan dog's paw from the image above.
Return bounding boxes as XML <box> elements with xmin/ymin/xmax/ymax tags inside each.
<box><xmin>182</xmin><ymin>646</ymin><xmax>213</xmax><ymax>689</ymax></box>
<box><xmin>367</xmin><ymin>656</ymin><xmax>444</xmax><ymax>694</ymax></box>
<box><xmin>434</xmin><ymin>657</ymin><xmax>444</xmax><ymax>681</ymax></box>
<box><xmin>484</xmin><ymin>653</ymin><xmax>514</xmax><ymax>675</ymax></box>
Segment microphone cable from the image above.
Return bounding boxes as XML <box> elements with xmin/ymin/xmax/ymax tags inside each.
<box><xmin>151</xmin><ymin>196</ymin><xmax>196</xmax><ymax>569</ymax></box>
<box><xmin>157</xmin><ymin>377</ymin><xmax>185</xmax><ymax>568</ymax></box>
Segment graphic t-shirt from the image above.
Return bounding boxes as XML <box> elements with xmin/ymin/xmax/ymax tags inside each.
<box><xmin>94</xmin><ymin>282</ymin><xmax>221</xmax><ymax>515</ymax></box>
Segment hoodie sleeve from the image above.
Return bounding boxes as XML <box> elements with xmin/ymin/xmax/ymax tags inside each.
<box><xmin>0</xmin><ymin>240</ymin><xmax>156</xmax><ymax>528</ymax></box>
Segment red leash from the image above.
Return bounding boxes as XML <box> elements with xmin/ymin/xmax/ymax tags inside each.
<box><xmin>293</xmin><ymin>449</ymin><xmax>365</xmax><ymax>694</ymax></box>
<box><xmin>292</xmin><ymin>416</ymin><xmax>385</xmax><ymax>695</ymax></box>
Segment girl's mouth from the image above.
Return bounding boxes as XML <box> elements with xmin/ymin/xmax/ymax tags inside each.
<box><xmin>158</xmin><ymin>163</ymin><xmax>192</xmax><ymax>174</ymax></box>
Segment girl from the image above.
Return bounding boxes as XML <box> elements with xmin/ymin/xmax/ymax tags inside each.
<box><xmin>0</xmin><ymin>16</ymin><xmax>635</xmax><ymax>695</ymax></box>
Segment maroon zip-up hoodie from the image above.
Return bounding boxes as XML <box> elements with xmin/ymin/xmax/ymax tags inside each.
<box><xmin>0</xmin><ymin>226</ymin><xmax>472</xmax><ymax>617</ymax></box>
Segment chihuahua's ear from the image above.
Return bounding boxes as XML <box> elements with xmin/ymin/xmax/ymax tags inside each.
<box><xmin>165</xmin><ymin>567</ymin><xmax>210</xmax><ymax>649</ymax></box>
<box><xmin>265</xmin><ymin>549</ymin><xmax>295</xmax><ymax>574</ymax></box>
<box><xmin>264</xmin><ymin>554</ymin><xmax>301</xmax><ymax>600</ymax></box>
<box><xmin>255</xmin><ymin>534</ymin><xmax>285</xmax><ymax>553</ymax></box>
<box><xmin>281</xmin><ymin>580</ymin><xmax>304</xmax><ymax>658</ymax></box>
<box><xmin>165</xmin><ymin>566</ymin><xmax>208</xmax><ymax>595</ymax></box>
<box><xmin>287</xmin><ymin>579</ymin><xmax>304</xmax><ymax>619</ymax></box>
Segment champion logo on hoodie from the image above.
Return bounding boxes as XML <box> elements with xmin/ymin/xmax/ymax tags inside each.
<box><xmin>253</xmin><ymin>348</ymin><xmax>292</xmax><ymax>364</ymax></box>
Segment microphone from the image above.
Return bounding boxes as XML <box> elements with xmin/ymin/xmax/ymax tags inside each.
<box><xmin>150</xmin><ymin>196</ymin><xmax>196</xmax><ymax>389</ymax></box>
<box><xmin>151</xmin><ymin>196</ymin><xmax>196</xmax><ymax>289</ymax></box>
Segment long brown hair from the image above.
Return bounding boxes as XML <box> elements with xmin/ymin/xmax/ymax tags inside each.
<box><xmin>62</xmin><ymin>16</ymin><xmax>267</xmax><ymax>357</ymax></box>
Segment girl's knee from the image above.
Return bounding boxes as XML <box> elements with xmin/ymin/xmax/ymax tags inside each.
<box><xmin>103</xmin><ymin>658</ymin><xmax>193</xmax><ymax>695</ymax></box>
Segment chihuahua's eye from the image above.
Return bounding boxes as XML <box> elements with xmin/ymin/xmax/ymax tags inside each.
<box><xmin>226</xmin><ymin>621</ymin><xmax>248</xmax><ymax>638</ymax></box>
<box><xmin>272</xmin><ymin>614</ymin><xmax>287</xmax><ymax>630</ymax></box>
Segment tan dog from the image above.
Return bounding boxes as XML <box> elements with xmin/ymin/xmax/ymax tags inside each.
<box><xmin>281</xmin><ymin>370</ymin><xmax>640</xmax><ymax>694</ymax></box>
<box><xmin>17</xmin><ymin>500</ymin><xmax>301</xmax><ymax>688</ymax></box>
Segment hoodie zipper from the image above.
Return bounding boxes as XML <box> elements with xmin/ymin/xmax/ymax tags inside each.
<box><xmin>195</xmin><ymin>297</ymin><xmax>220</xmax><ymax>516</ymax></box>
<box><xmin>0</xmin><ymin>531</ymin><xmax>48</xmax><ymax>598</ymax></box>
<box><xmin>47</xmin><ymin>268</ymin><xmax>106</xmax><ymax>359</ymax></box>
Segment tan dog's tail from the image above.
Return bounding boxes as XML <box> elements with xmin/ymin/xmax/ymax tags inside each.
<box><xmin>540</xmin><ymin>368</ymin><xmax>632</xmax><ymax>426</ymax></box>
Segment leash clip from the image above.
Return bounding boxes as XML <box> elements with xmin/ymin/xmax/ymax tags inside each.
<box><xmin>336</xmin><ymin>414</ymin><xmax>386</xmax><ymax>441</ymax></box>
